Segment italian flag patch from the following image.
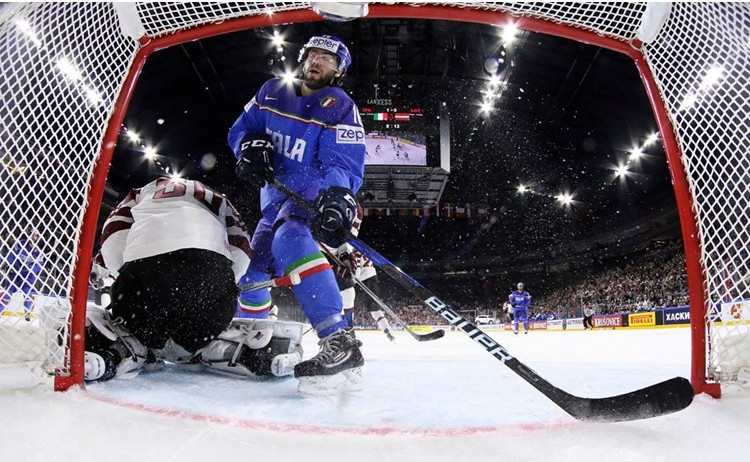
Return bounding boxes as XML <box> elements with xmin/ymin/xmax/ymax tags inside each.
<box><xmin>320</xmin><ymin>96</ymin><xmax>337</xmax><ymax>108</ymax></box>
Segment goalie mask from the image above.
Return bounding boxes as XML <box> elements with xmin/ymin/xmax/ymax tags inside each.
<box><xmin>298</xmin><ymin>35</ymin><xmax>352</xmax><ymax>76</ymax></box>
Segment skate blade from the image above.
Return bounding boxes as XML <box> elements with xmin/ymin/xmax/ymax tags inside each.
<box><xmin>297</xmin><ymin>367</ymin><xmax>365</xmax><ymax>397</ymax></box>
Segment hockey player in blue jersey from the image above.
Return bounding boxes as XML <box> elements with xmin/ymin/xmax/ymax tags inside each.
<box><xmin>1</xmin><ymin>228</ymin><xmax>44</xmax><ymax>321</ymax></box>
<box><xmin>229</xmin><ymin>34</ymin><xmax>366</xmax><ymax>395</ymax></box>
<box><xmin>509</xmin><ymin>282</ymin><xmax>532</xmax><ymax>334</ymax></box>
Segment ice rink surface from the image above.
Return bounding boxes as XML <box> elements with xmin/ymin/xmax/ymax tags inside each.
<box><xmin>1</xmin><ymin>327</ymin><xmax>748</xmax><ymax>462</ymax></box>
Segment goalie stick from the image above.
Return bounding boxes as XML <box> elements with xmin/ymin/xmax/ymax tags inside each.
<box><xmin>319</xmin><ymin>245</ymin><xmax>445</xmax><ymax>342</ymax></box>
<box><xmin>272</xmin><ymin>179</ymin><xmax>695</xmax><ymax>422</ymax></box>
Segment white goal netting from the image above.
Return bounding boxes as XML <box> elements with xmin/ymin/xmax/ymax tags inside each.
<box><xmin>1</xmin><ymin>2</ymin><xmax>748</xmax><ymax>394</ymax></box>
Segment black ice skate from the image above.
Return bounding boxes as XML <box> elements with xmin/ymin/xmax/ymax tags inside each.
<box><xmin>294</xmin><ymin>329</ymin><xmax>365</xmax><ymax>396</ymax></box>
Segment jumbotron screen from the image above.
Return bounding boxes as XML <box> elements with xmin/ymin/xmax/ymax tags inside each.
<box><xmin>359</xmin><ymin>100</ymin><xmax>427</xmax><ymax>166</ymax></box>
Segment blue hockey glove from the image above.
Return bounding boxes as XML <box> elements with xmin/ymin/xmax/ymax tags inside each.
<box><xmin>311</xmin><ymin>186</ymin><xmax>358</xmax><ymax>248</ymax></box>
<box><xmin>236</xmin><ymin>133</ymin><xmax>274</xmax><ymax>187</ymax></box>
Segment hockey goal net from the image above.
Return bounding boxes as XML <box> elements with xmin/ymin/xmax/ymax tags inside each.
<box><xmin>0</xmin><ymin>2</ymin><xmax>747</xmax><ymax>396</ymax></box>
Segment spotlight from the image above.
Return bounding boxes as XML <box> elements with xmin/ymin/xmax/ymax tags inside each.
<box><xmin>144</xmin><ymin>146</ymin><xmax>157</xmax><ymax>160</ymax></box>
<box><xmin>614</xmin><ymin>165</ymin><xmax>629</xmax><ymax>177</ymax></box>
<box><xmin>483</xmin><ymin>57</ymin><xmax>500</xmax><ymax>75</ymax></box>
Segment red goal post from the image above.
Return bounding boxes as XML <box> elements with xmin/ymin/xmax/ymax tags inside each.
<box><xmin>1</xmin><ymin>2</ymin><xmax>747</xmax><ymax>397</ymax></box>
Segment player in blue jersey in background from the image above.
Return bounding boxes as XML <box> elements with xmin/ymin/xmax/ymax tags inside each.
<box><xmin>509</xmin><ymin>282</ymin><xmax>532</xmax><ymax>334</ymax></box>
<box><xmin>228</xmin><ymin>34</ymin><xmax>366</xmax><ymax>395</ymax></box>
<box><xmin>1</xmin><ymin>228</ymin><xmax>44</xmax><ymax>321</ymax></box>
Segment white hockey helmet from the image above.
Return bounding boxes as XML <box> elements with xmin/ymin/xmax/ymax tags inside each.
<box><xmin>298</xmin><ymin>35</ymin><xmax>352</xmax><ymax>75</ymax></box>
<box><xmin>517</xmin><ymin>282</ymin><xmax>524</xmax><ymax>289</ymax></box>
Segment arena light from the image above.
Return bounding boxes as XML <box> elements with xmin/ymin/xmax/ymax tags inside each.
<box><xmin>629</xmin><ymin>147</ymin><xmax>643</xmax><ymax>160</ymax></box>
<box><xmin>57</xmin><ymin>57</ymin><xmax>82</xmax><ymax>82</ymax></box>
<box><xmin>614</xmin><ymin>165</ymin><xmax>629</xmax><ymax>177</ymax></box>
<box><xmin>271</xmin><ymin>30</ymin><xmax>284</xmax><ymax>47</ymax></box>
<box><xmin>85</xmin><ymin>87</ymin><xmax>102</xmax><ymax>104</ymax></box>
<box><xmin>644</xmin><ymin>132</ymin><xmax>660</xmax><ymax>146</ymax></box>
<box><xmin>126</xmin><ymin>130</ymin><xmax>140</xmax><ymax>143</ymax></box>
<box><xmin>501</xmin><ymin>22</ymin><xmax>519</xmax><ymax>45</ymax></box>
<box><xmin>556</xmin><ymin>192</ymin><xmax>573</xmax><ymax>205</ymax></box>
<box><xmin>144</xmin><ymin>146</ymin><xmax>157</xmax><ymax>160</ymax></box>
<box><xmin>518</xmin><ymin>184</ymin><xmax>528</xmax><ymax>194</ymax></box>
<box><xmin>15</xmin><ymin>19</ymin><xmax>41</xmax><ymax>46</ymax></box>
<box><xmin>679</xmin><ymin>93</ymin><xmax>697</xmax><ymax>111</ymax></box>
<box><xmin>700</xmin><ymin>65</ymin><xmax>724</xmax><ymax>90</ymax></box>
<box><xmin>281</xmin><ymin>69</ymin><xmax>296</xmax><ymax>84</ymax></box>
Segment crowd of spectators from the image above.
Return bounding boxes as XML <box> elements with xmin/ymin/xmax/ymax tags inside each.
<box><xmin>534</xmin><ymin>250</ymin><xmax>688</xmax><ymax>318</ymax></box>
<box><xmin>358</xmin><ymin>245</ymin><xmax>690</xmax><ymax>327</ymax></box>
<box><xmin>387</xmin><ymin>299</ymin><xmax>446</xmax><ymax>326</ymax></box>
<box><xmin>274</xmin><ymin>237</ymin><xmax>693</xmax><ymax>327</ymax></box>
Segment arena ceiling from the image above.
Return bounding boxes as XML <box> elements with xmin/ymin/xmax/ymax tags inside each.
<box><xmin>105</xmin><ymin>14</ymin><xmax>675</xmax><ymax>236</ymax></box>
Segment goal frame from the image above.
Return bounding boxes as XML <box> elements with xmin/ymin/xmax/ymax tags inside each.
<box><xmin>2</xmin><ymin>3</ymin><xmax>719</xmax><ymax>396</ymax></box>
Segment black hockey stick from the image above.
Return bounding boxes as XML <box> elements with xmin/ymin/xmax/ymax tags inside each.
<box><xmin>319</xmin><ymin>245</ymin><xmax>445</xmax><ymax>342</ymax></box>
<box><xmin>272</xmin><ymin>179</ymin><xmax>694</xmax><ymax>421</ymax></box>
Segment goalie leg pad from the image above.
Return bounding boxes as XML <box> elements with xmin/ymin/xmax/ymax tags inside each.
<box><xmin>198</xmin><ymin>319</ymin><xmax>304</xmax><ymax>377</ymax></box>
<box><xmin>86</xmin><ymin>306</ymin><xmax>118</xmax><ymax>342</ymax></box>
<box><xmin>85</xmin><ymin>306</ymin><xmax>149</xmax><ymax>381</ymax></box>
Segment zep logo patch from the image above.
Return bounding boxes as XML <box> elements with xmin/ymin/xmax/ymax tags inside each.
<box><xmin>335</xmin><ymin>124</ymin><xmax>365</xmax><ymax>144</ymax></box>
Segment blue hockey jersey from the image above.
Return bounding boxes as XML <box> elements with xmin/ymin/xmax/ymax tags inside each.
<box><xmin>509</xmin><ymin>290</ymin><xmax>531</xmax><ymax>310</ymax></box>
<box><xmin>228</xmin><ymin>78</ymin><xmax>366</xmax><ymax>212</ymax></box>
<box><xmin>7</xmin><ymin>241</ymin><xmax>44</xmax><ymax>276</ymax></box>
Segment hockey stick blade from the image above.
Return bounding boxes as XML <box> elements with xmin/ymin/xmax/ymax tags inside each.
<box><xmin>319</xmin><ymin>243</ymin><xmax>445</xmax><ymax>342</ymax></box>
<box><xmin>307</xmin><ymin>274</ymin><xmax>441</xmax><ymax>343</ymax></box>
<box><xmin>271</xmin><ymin>180</ymin><xmax>693</xmax><ymax>421</ymax></box>
<box><xmin>354</xmin><ymin>278</ymin><xmax>445</xmax><ymax>342</ymax></box>
<box><xmin>557</xmin><ymin>376</ymin><xmax>694</xmax><ymax>422</ymax></box>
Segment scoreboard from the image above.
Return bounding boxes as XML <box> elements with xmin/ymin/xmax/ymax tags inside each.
<box><xmin>359</xmin><ymin>99</ymin><xmax>428</xmax><ymax>166</ymax></box>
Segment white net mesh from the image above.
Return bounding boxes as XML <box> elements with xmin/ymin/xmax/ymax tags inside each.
<box><xmin>0</xmin><ymin>2</ymin><xmax>136</xmax><ymax>384</ymax></box>
<box><xmin>449</xmin><ymin>1</ymin><xmax>646</xmax><ymax>40</ymax></box>
<box><xmin>1</xmin><ymin>2</ymin><xmax>748</xmax><ymax>392</ymax></box>
<box><xmin>639</xmin><ymin>2</ymin><xmax>750</xmax><ymax>387</ymax></box>
<box><xmin>135</xmin><ymin>2</ymin><xmax>309</xmax><ymax>38</ymax></box>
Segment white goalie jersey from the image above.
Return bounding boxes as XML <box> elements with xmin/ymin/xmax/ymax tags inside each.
<box><xmin>100</xmin><ymin>177</ymin><xmax>252</xmax><ymax>282</ymax></box>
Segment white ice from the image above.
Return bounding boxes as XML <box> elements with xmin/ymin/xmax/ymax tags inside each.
<box><xmin>1</xmin><ymin>327</ymin><xmax>748</xmax><ymax>462</ymax></box>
